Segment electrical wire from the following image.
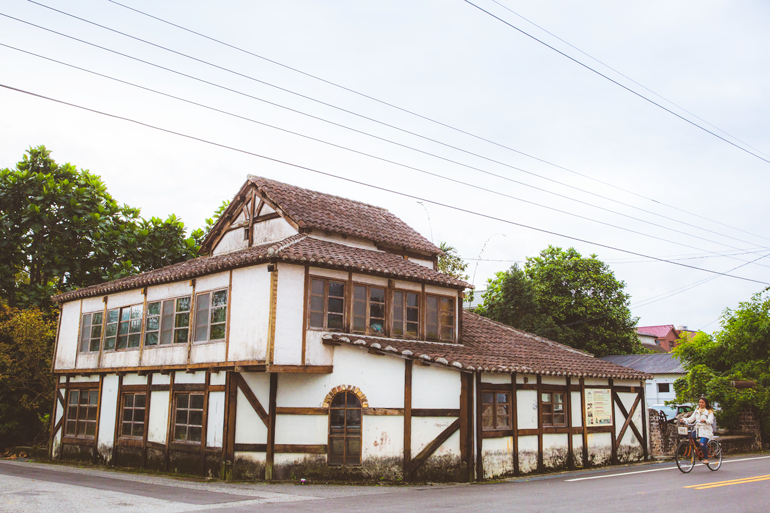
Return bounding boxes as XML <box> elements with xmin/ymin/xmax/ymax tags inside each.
<box><xmin>24</xmin><ymin>2</ymin><xmax>770</xmax><ymax>250</ymax></box>
<box><xmin>103</xmin><ymin>0</ymin><xmax>770</xmax><ymax>245</ymax></box>
<box><xmin>4</xmin><ymin>14</ymin><xmax>770</xmax><ymax>272</ymax></box>
<box><xmin>2</xmin><ymin>81</ymin><xmax>768</xmax><ymax>287</ymax></box>
<box><xmin>464</xmin><ymin>0</ymin><xmax>770</xmax><ymax>167</ymax></box>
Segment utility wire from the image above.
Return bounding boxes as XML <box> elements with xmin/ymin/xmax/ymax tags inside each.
<box><xmin>464</xmin><ymin>0</ymin><xmax>770</xmax><ymax>167</ymax></box>
<box><xmin>2</xmin><ymin>82</ymin><xmax>768</xmax><ymax>287</ymax></box>
<box><xmin>4</xmin><ymin>38</ymin><xmax>770</xmax><ymax>273</ymax></box>
<box><xmin>103</xmin><ymin>0</ymin><xmax>770</xmax><ymax>245</ymax></box>
<box><xmin>25</xmin><ymin>2</ymin><xmax>770</xmax><ymax>249</ymax></box>
<box><xmin>490</xmin><ymin>0</ymin><xmax>770</xmax><ymax>162</ymax></box>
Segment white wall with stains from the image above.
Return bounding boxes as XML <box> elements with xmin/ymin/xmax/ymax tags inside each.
<box><xmin>483</xmin><ymin>436</ymin><xmax>514</xmax><ymax>478</ymax></box>
<box><xmin>98</xmin><ymin>375</ymin><xmax>120</xmax><ymax>462</ymax></box>
<box><xmin>147</xmin><ymin>390</ymin><xmax>169</xmax><ymax>444</ymax></box>
<box><xmin>229</xmin><ymin>265</ymin><xmax>270</xmax><ymax>362</ymax></box>
<box><xmin>273</xmin><ymin>264</ymin><xmax>305</xmax><ymax>365</ymax></box>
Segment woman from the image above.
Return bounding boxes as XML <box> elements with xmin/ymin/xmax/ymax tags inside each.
<box><xmin>683</xmin><ymin>397</ymin><xmax>715</xmax><ymax>463</ymax></box>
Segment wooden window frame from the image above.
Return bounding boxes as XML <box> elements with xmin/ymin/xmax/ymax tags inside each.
<box><xmin>144</xmin><ymin>295</ymin><xmax>191</xmax><ymax>347</ymax></box>
<box><xmin>194</xmin><ymin>289</ymin><xmax>228</xmax><ymax>343</ymax></box>
<box><xmin>481</xmin><ymin>389</ymin><xmax>512</xmax><ymax>431</ymax></box>
<box><xmin>172</xmin><ymin>392</ymin><xmax>205</xmax><ymax>444</ymax></box>
<box><xmin>391</xmin><ymin>289</ymin><xmax>420</xmax><ymax>340</ymax></box>
<box><xmin>657</xmin><ymin>383</ymin><xmax>670</xmax><ymax>394</ymax></box>
<box><xmin>307</xmin><ymin>277</ymin><xmax>346</xmax><ymax>331</ymax></box>
<box><xmin>426</xmin><ymin>294</ymin><xmax>455</xmax><ymax>342</ymax></box>
<box><xmin>104</xmin><ymin>304</ymin><xmax>143</xmax><ymax>352</ymax></box>
<box><xmin>328</xmin><ymin>391</ymin><xmax>362</xmax><ymax>467</ymax></box>
<box><xmin>79</xmin><ymin>312</ymin><xmax>104</xmax><ymax>353</ymax></box>
<box><xmin>118</xmin><ymin>392</ymin><xmax>147</xmax><ymax>439</ymax></box>
<box><xmin>541</xmin><ymin>391</ymin><xmax>566</xmax><ymax>427</ymax></box>
<box><xmin>351</xmin><ymin>283</ymin><xmax>387</xmax><ymax>336</ymax></box>
<box><xmin>64</xmin><ymin>388</ymin><xmax>100</xmax><ymax>439</ymax></box>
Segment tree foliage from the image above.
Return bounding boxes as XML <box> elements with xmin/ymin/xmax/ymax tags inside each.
<box><xmin>673</xmin><ymin>289</ymin><xmax>770</xmax><ymax>440</ymax></box>
<box><xmin>0</xmin><ymin>146</ymin><xmax>202</xmax><ymax>309</ymax></box>
<box><xmin>477</xmin><ymin>246</ymin><xmax>642</xmax><ymax>357</ymax></box>
<box><xmin>438</xmin><ymin>241</ymin><xmax>469</xmax><ymax>281</ymax></box>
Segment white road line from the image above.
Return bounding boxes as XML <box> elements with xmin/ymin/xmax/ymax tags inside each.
<box><xmin>565</xmin><ymin>455</ymin><xmax>770</xmax><ymax>482</ymax></box>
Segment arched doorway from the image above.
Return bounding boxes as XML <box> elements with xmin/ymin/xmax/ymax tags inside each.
<box><xmin>328</xmin><ymin>391</ymin><xmax>362</xmax><ymax>466</ymax></box>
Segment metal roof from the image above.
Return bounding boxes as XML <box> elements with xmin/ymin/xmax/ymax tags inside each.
<box><xmin>599</xmin><ymin>353</ymin><xmax>686</xmax><ymax>374</ymax></box>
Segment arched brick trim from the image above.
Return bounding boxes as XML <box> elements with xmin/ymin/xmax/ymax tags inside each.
<box><xmin>322</xmin><ymin>385</ymin><xmax>369</xmax><ymax>408</ymax></box>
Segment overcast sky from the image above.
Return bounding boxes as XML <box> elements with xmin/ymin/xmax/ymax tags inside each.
<box><xmin>2</xmin><ymin>0</ymin><xmax>769</xmax><ymax>335</ymax></box>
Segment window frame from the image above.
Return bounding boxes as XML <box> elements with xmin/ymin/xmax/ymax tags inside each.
<box><xmin>172</xmin><ymin>392</ymin><xmax>206</xmax><ymax>444</ymax></box>
<box><xmin>426</xmin><ymin>294</ymin><xmax>455</xmax><ymax>342</ymax></box>
<box><xmin>351</xmin><ymin>283</ymin><xmax>387</xmax><ymax>336</ymax></box>
<box><xmin>193</xmin><ymin>289</ymin><xmax>228</xmax><ymax>344</ymax></box>
<box><xmin>79</xmin><ymin>311</ymin><xmax>104</xmax><ymax>353</ymax></box>
<box><xmin>307</xmin><ymin>277</ymin><xmax>346</xmax><ymax>331</ymax></box>
<box><xmin>481</xmin><ymin>389</ymin><xmax>512</xmax><ymax>431</ymax></box>
<box><xmin>327</xmin><ymin>391</ymin><xmax>363</xmax><ymax>467</ymax></box>
<box><xmin>144</xmin><ymin>295</ymin><xmax>192</xmax><ymax>347</ymax></box>
<box><xmin>390</xmin><ymin>289</ymin><xmax>420</xmax><ymax>339</ymax></box>
<box><xmin>541</xmin><ymin>391</ymin><xmax>566</xmax><ymax>427</ymax></box>
<box><xmin>118</xmin><ymin>391</ymin><xmax>147</xmax><ymax>439</ymax></box>
<box><xmin>657</xmin><ymin>382</ymin><xmax>671</xmax><ymax>394</ymax></box>
<box><xmin>103</xmin><ymin>304</ymin><xmax>144</xmax><ymax>352</ymax></box>
<box><xmin>64</xmin><ymin>387</ymin><xmax>100</xmax><ymax>439</ymax></box>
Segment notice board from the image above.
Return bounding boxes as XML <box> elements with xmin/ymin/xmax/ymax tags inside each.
<box><xmin>585</xmin><ymin>388</ymin><xmax>612</xmax><ymax>426</ymax></box>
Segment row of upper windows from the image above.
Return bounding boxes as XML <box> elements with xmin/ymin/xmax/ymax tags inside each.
<box><xmin>78</xmin><ymin>289</ymin><xmax>228</xmax><ymax>353</ymax></box>
<box><xmin>308</xmin><ymin>277</ymin><xmax>456</xmax><ymax>342</ymax></box>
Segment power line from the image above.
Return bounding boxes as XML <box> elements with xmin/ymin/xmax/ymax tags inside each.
<box><xmin>102</xmin><ymin>0</ymin><xmax>770</xmax><ymax>246</ymax></box>
<box><xmin>490</xmin><ymin>0</ymin><xmax>770</xmax><ymax>162</ymax></box>
<box><xmin>5</xmin><ymin>38</ymin><xmax>770</xmax><ymax>275</ymax></box>
<box><xmin>25</xmin><ymin>2</ymin><xmax>770</xmax><ymax>249</ymax></box>
<box><xmin>2</xmin><ymin>82</ymin><xmax>768</xmax><ymax>287</ymax></box>
<box><xmin>464</xmin><ymin>0</ymin><xmax>770</xmax><ymax>167</ymax></box>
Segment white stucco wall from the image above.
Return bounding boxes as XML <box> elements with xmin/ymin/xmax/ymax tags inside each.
<box><xmin>146</xmin><ymin>282</ymin><xmax>193</xmax><ymax>302</ymax></box>
<box><xmin>212</xmin><ymin>228</ymin><xmax>249</xmax><ymax>256</ymax></box>
<box><xmin>207</xmin><ymin>391</ymin><xmax>225</xmax><ymax>448</ymax></box>
<box><xmin>273</xmin><ymin>264</ymin><xmax>305</xmax><ymax>365</ymax></box>
<box><xmin>412</xmin><ymin>365</ymin><xmax>460</xmax><ymax>409</ymax></box>
<box><xmin>141</xmin><ymin>345</ymin><xmax>188</xmax><ymax>367</ymax></box>
<box><xmin>304</xmin><ymin>331</ymin><xmax>334</xmax><ymax>366</ymax></box>
<box><xmin>251</xmin><ymin>217</ymin><xmax>297</xmax><ymax>246</ymax></box>
<box><xmin>483</xmin><ymin>436</ymin><xmax>514</xmax><ymax>479</ymax></box>
<box><xmin>229</xmin><ymin>265</ymin><xmax>270</xmax><ymax>362</ymax></box>
<box><xmin>517</xmin><ymin>390</ymin><xmax>538</xmax><ymax>429</ymax></box>
<box><xmin>175</xmin><ymin>371</ymin><xmax>206</xmax><ymax>384</ymax></box>
<box><xmin>190</xmin><ymin>341</ymin><xmax>227</xmax><ymax>364</ymax></box>
<box><xmin>56</xmin><ymin>301</ymin><xmax>81</xmax><ymax>370</ymax></box>
<box><xmin>235</xmin><ymin>372</ymin><xmax>271</xmax><ymax>444</ymax></box>
<box><xmin>147</xmin><ymin>391</ymin><xmax>169</xmax><ymax>443</ymax></box>
<box><xmin>363</xmin><ymin>415</ymin><xmax>403</xmax><ymax>460</ymax></box>
<box><xmin>481</xmin><ymin>372</ymin><xmax>511</xmax><ymax>385</ymax></box>
<box><xmin>98</xmin><ymin>375</ymin><xmax>120</xmax><ymax>462</ymax></box>
<box><xmin>122</xmin><ymin>374</ymin><xmax>147</xmax><ymax>386</ymax></box>
<box><xmin>274</xmin><ymin>415</ymin><xmax>327</xmax><ymax>445</ymax></box>
<box><xmin>196</xmin><ymin>271</ymin><xmax>229</xmax><ymax>294</ymax></box>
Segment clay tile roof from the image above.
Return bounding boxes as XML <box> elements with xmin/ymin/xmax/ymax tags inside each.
<box><xmin>53</xmin><ymin>235</ymin><xmax>469</xmax><ymax>304</ymax></box>
<box><xmin>636</xmin><ymin>325</ymin><xmax>675</xmax><ymax>338</ymax></box>
<box><xmin>328</xmin><ymin>312</ymin><xmax>651</xmax><ymax>380</ymax></box>
<box><xmin>249</xmin><ymin>176</ymin><xmax>440</xmax><ymax>255</ymax></box>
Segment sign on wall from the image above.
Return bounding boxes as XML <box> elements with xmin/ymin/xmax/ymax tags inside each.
<box><xmin>585</xmin><ymin>388</ymin><xmax>612</xmax><ymax>426</ymax></box>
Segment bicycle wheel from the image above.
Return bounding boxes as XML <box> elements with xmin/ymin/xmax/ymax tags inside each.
<box><xmin>676</xmin><ymin>441</ymin><xmax>695</xmax><ymax>473</ymax></box>
<box><xmin>706</xmin><ymin>440</ymin><xmax>722</xmax><ymax>471</ymax></box>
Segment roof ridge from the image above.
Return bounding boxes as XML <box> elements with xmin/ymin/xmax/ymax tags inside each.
<box><xmin>249</xmin><ymin>175</ymin><xmax>390</xmax><ymax>212</ymax></box>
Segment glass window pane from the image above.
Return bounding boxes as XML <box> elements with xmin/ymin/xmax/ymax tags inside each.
<box><xmin>177</xmin><ymin>394</ymin><xmax>189</xmax><ymax>409</ymax></box>
<box><xmin>123</xmin><ymin>409</ymin><xmax>133</xmax><ymax>422</ymax></box>
<box><xmin>130</xmin><ymin>305</ymin><xmax>143</xmax><ymax>319</ymax></box>
<box><xmin>89</xmin><ymin>337</ymin><xmax>100</xmax><ymax>352</ymax></box>
<box><xmin>346</xmin><ymin>392</ymin><xmax>361</xmax><ymax>407</ymax></box>
<box><xmin>190</xmin><ymin>394</ymin><xmax>204</xmax><ymax>409</ymax></box>
<box><xmin>92</xmin><ymin>312</ymin><xmax>103</xmax><ymax>325</ymax></box>
<box><xmin>90</xmin><ymin>391</ymin><xmax>99</xmax><ymax>405</ymax></box>
<box><xmin>107</xmin><ymin>309</ymin><xmax>119</xmax><ymax>323</ymax></box>
<box><xmin>129</xmin><ymin>319</ymin><xmax>142</xmax><ymax>333</ymax></box>
<box><xmin>195</xmin><ymin>325</ymin><xmax>208</xmax><ymax>342</ymax></box>
<box><xmin>135</xmin><ymin>394</ymin><xmax>146</xmax><ymax>408</ymax></box>
<box><xmin>85</xmin><ymin>421</ymin><xmax>96</xmax><ymax>436</ymax></box>
<box><xmin>104</xmin><ymin>337</ymin><xmax>116</xmax><ymax>350</ymax></box>
<box><xmin>118</xmin><ymin>321</ymin><xmax>129</xmax><ymax>335</ymax></box>
<box><xmin>174</xmin><ymin>425</ymin><xmax>187</xmax><ymax>441</ymax></box>
<box><xmin>212</xmin><ymin>290</ymin><xmax>227</xmax><ymax>307</ymax></box>
<box><xmin>370</xmin><ymin>288</ymin><xmax>384</xmax><ymax>303</ymax></box>
<box><xmin>128</xmin><ymin>333</ymin><xmax>141</xmax><ymax>348</ymax></box>
<box><xmin>440</xmin><ymin>326</ymin><xmax>454</xmax><ymax>340</ymax></box>
<box><xmin>369</xmin><ymin>303</ymin><xmax>384</xmax><ymax>319</ymax></box>
<box><xmin>210</xmin><ymin>324</ymin><xmax>226</xmax><ymax>340</ymax></box>
<box><xmin>554</xmin><ymin>414</ymin><xmax>565</xmax><ymax>425</ymax></box>
<box><xmin>160</xmin><ymin>328</ymin><xmax>173</xmax><ymax>345</ymax></box>
<box><xmin>124</xmin><ymin>394</ymin><xmax>134</xmax><ymax>407</ymax></box>
<box><xmin>132</xmin><ymin>423</ymin><xmax>144</xmax><ymax>437</ymax></box>
<box><xmin>482</xmin><ymin>392</ymin><xmax>494</xmax><ymax>404</ymax></box>
<box><xmin>328</xmin><ymin>297</ymin><xmax>343</xmax><ymax>314</ymax></box>
<box><xmin>352</xmin><ymin>315</ymin><xmax>366</xmax><ymax>331</ymax></box>
<box><xmin>407</xmin><ymin>293</ymin><xmax>419</xmax><ymax>308</ymax></box>
<box><xmin>105</xmin><ymin>323</ymin><xmax>117</xmax><ymax>337</ymax></box>
<box><xmin>196</xmin><ymin>293</ymin><xmax>210</xmax><ymax>313</ymax></box>
<box><xmin>121</xmin><ymin>308</ymin><xmax>131</xmax><ymax>322</ymax></box>
<box><xmin>353</xmin><ymin>301</ymin><xmax>366</xmax><ymax>317</ymax></box>
<box><xmin>497</xmin><ymin>393</ymin><xmax>508</xmax><ymax>404</ymax></box>
<box><xmin>311</xmin><ymin>279</ymin><xmax>324</xmax><ymax>295</ymax></box>
<box><xmin>393</xmin><ymin>291</ymin><xmax>403</xmax><ymax>311</ymax></box>
<box><xmin>148</xmin><ymin>302</ymin><xmax>161</xmax><ymax>316</ymax></box>
<box><xmin>327</xmin><ymin>314</ymin><xmax>343</xmax><ymax>329</ymax></box>
<box><xmin>328</xmin><ymin>281</ymin><xmax>345</xmax><ymax>297</ymax></box>
<box><xmin>122</xmin><ymin>423</ymin><xmax>132</xmax><ymax>436</ymax></box>
<box><xmin>331</xmin><ymin>393</ymin><xmax>346</xmax><ymax>408</ymax></box>
<box><xmin>310</xmin><ymin>295</ymin><xmax>324</xmax><ymax>313</ymax></box>
<box><xmin>406</xmin><ymin>322</ymin><xmax>418</xmax><ymax>336</ymax></box>
<box><xmin>406</xmin><ymin>308</ymin><xmax>418</xmax><ymax>323</ymax></box>
<box><xmin>188</xmin><ymin>426</ymin><xmax>202</xmax><ymax>442</ymax></box>
<box><xmin>176</xmin><ymin>296</ymin><xmax>191</xmax><ymax>312</ymax></box>
<box><xmin>346</xmin><ymin>438</ymin><xmax>361</xmax><ymax>465</ymax></box>
<box><xmin>189</xmin><ymin>410</ymin><xmax>203</xmax><ymax>426</ymax></box>
<box><xmin>87</xmin><ymin>407</ymin><xmax>97</xmax><ymax>421</ymax></box>
<box><xmin>347</xmin><ymin>408</ymin><xmax>361</xmax><ymax>428</ymax></box>
<box><xmin>176</xmin><ymin>312</ymin><xmax>190</xmax><ymax>328</ymax></box>
<box><xmin>542</xmin><ymin>393</ymin><xmax>551</xmax><ymax>403</ymax></box>
<box><xmin>69</xmin><ymin>391</ymin><xmax>79</xmax><ymax>405</ymax></box>
<box><xmin>145</xmin><ymin>332</ymin><xmax>159</xmax><ymax>346</ymax></box>
<box><xmin>174</xmin><ymin>328</ymin><xmax>188</xmax><ymax>344</ymax></box>
<box><xmin>329</xmin><ymin>438</ymin><xmax>344</xmax><ymax>464</ymax></box>
<box><xmin>309</xmin><ymin>311</ymin><xmax>323</xmax><ymax>328</ymax></box>
<box><xmin>211</xmin><ymin>307</ymin><xmax>226</xmax><ymax>323</ymax></box>
<box><xmin>146</xmin><ymin>316</ymin><xmax>160</xmax><ymax>331</ymax></box>
<box><xmin>354</xmin><ymin>285</ymin><xmax>366</xmax><ymax>300</ymax></box>
<box><xmin>66</xmin><ymin>421</ymin><xmax>76</xmax><ymax>435</ymax></box>
<box><xmin>176</xmin><ymin>411</ymin><xmax>188</xmax><ymax>425</ymax></box>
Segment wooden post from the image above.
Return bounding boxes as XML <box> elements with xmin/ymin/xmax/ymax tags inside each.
<box><xmin>142</xmin><ymin>373</ymin><xmax>152</xmax><ymax>468</ymax></box>
<box><xmin>566</xmin><ymin>377</ymin><xmax>574</xmax><ymax>469</ymax></box>
<box><xmin>301</xmin><ymin>265</ymin><xmax>310</xmax><ymax>365</ymax></box>
<box><xmin>59</xmin><ymin>376</ymin><xmax>70</xmax><ymax>460</ymax></box>
<box><xmin>92</xmin><ymin>375</ymin><xmax>104</xmax><ymax>464</ymax></box>
<box><xmin>459</xmin><ymin>372</ymin><xmax>471</xmax><ymax>482</ymax></box>
<box><xmin>609</xmin><ymin>378</ymin><xmax>617</xmax><ymax>465</ymax></box>
<box><xmin>511</xmin><ymin>372</ymin><xmax>520</xmax><ymax>476</ymax></box>
<box><xmin>475</xmin><ymin>371</ymin><xmax>483</xmax><ymax>480</ymax></box>
<box><xmin>536</xmin><ymin>374</ymin><xmax>543</xmax><ymax>473</ymax></box>
<box><xmin>640</xmin><ymin>380</ymin><xmax>649</xmax><ymax>461</ymax></box>
<box><xmin>580</xmin><ymin>377</ymin><xmax>589</xmax><ymax>468</ymax></box>
<box><xmin>222</xmin><ymin>371</ymin><xmax>238</xmax><ymax>479</ymax></box>
<box><xmin>403</xmin><ymin>360</ymin><xmax>413</xmax><ymax>480</ymax></box>
<box><xmin>265</xmin><ymin>373</ymin><xmax>278</xmax><ymax>480</ymax></box>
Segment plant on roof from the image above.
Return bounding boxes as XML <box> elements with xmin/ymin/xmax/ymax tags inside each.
<box><xmin>438</xmin><ymin>241</ymin><xmax>469</xmax><ymax>281</ymax></box>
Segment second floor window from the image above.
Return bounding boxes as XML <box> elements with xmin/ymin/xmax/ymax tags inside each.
<box><xmin>392</xmin><ymin>291</ymin><xmax>419</xmax><ymax>338</ymax></box>
<box><xmin>79</xmin><ymin>312</ymin><xmax>103</xmax><ymax>352</ymax></box>
<box><xmin>309</xmin><ymin>278</ymin><xmax>345</xmax><ymax>330</ymax></box>
<box><xmin>426</xmin><ymin>295</ymin><xmax>454</xmax><ymax>341</ymax></box>
<box><xmin>145</xmin><ymin>296</ymin><xmax>191</xmax><ymax>346</ymax></box>
<box><xmin>194</xmin><ymin>290</ymin><xmax>228</xmax><ymax>342</ymax></box>
<box><xmin>104</xmin><ymin>305</ymin><xmax>143</xmax><ymax>351</ymax></box>
<box><xmin>352</xmin><ymin>285</ymin><xmax>385</xmax><ymax>335</ymax></box>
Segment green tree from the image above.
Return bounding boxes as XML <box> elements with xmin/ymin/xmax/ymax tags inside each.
<box><xmin>438</xmin><ymin>241</ymin><xmax>469</xmax><ymax>281</ymax></box>
<box><xmin>673</xmin><ymin>290</ymin><xmax>770</xmax><ymax>440</ymax></box>
<box><xmin>478</xmin><ymin>246</ymin><xmax>641</xmax><ymax>357</ymax></box>
<box><xmin>0</xmin><ymin>146</ymin><xmax>202</xmax><ymax>308</ymax></box>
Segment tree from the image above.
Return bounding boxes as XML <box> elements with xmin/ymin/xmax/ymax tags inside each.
<box><xmin>673</xmin><ymin>290</ymin><xmax>770</xmax><ymax>440</ymax></box>
<box><xmin>438</xmin><ymin>241</ymin><xmax>469</xmax><ymax>281</ymax></box>
<box><xmin>477</xmin><ymin>246</ymin><xmax>642</xmax><ymax>357</ymax></box>
<box><xmin>0</xmin><ymin>146</ymin><xmax>202</xmax><ymax>308</ymax></box>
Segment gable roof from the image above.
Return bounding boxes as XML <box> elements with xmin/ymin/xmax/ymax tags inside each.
<box><xmin>325</xmin><ymin>312</ymin><xmax>651</xmax><ymax>380</ymax></box>
<box><xmin>53</xmin><ymin>234</ymin><xmax>469</xmax><ymax>304</ymax></box>
<box><xmin>202</xmin><ymin>176</ymin><xmax>440</xmax><ymax>256</ymax></box>
<box><xmin>599</xmin><ymin>353</ymin><xmax>685</xmax><ymax>374</ymax></box>
<box><xmin>636</xmin><ymin>325</ymin><xmax>675</xmax><ymax>338</ymax></box>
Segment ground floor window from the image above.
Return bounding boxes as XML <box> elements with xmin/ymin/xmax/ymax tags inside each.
<box><xmin>541</xmin><ymin>392</ymin><xmax>566</xmax><ymax>426</ymax></box>
<box><xmin>173</xmin><ymin>393</ymin><xmax>204</xmax><ymax>442</ymax></box>
<box><xmin>65</xmin><ymin>389</ymin><xmax>99</xmax><ymax>437</ymax></box>
<box><xmin>482</xmin><ymin>391</ymin><xmax>511</xmax><ymax>430</ymax></box>
<box><xmin>120</xmin><ymin>393</ymin><xmax>147</xmax><ymax>438</ymax></box>
<box><xmin>328</xmin><ymin>391</ymin><xmax>362</xmax><ymax>465</ymax></box>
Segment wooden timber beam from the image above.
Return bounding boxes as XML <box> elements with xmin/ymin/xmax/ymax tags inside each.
<box><xmin>409</xmin><ymin>418</ymin><xmax>461</xmax><ymax>478</ymax></box>
<box><xmin>236</xmin><ymin>373</ymin><xmax>269</xmax><ymax>427</ymax></box>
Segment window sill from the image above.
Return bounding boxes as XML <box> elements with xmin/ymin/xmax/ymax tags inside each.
<box><xmin>192</xmin><ymin>339</ymin><xmax>226</xmax><ymax>346</ymax></box>
<box><xmin>143</xmin><ymin>343</ymin><xmax>188</xmax><ymax>350</ymax></box>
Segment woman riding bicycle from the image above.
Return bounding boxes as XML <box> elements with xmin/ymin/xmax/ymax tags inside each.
<box><xmin>682</xmin><ymin>397</ymin><xmax>715</xmax><ymax>464</ymax></box>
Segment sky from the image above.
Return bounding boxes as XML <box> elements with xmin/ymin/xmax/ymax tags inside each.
<box><xmin>2</xmin><ymin>0</ymin><xmax>769</xmax><ymax>335</ymax></box>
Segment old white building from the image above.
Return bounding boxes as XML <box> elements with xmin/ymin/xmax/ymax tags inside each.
<box><xmin>49</xmin><ymin>176</ymin><xmax>650</xmax><ymax>481</ymax></box>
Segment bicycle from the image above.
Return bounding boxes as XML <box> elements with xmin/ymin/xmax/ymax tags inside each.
<box><xmin>675</xmin><ymin>422</ymin><xmax>722</xmax><ymax>473</ymax></box>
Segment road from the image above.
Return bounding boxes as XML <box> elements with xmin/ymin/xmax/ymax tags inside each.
<box><xmin>1</xmin><ymin>455</ymin><xmax>769</xmax><ymax>512</ymax></box>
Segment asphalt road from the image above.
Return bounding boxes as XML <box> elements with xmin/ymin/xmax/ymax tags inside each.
<box><xmin>1</xmin><ymin>455</ymin><xmax>769</xmax><ymax>512</ymax></box>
